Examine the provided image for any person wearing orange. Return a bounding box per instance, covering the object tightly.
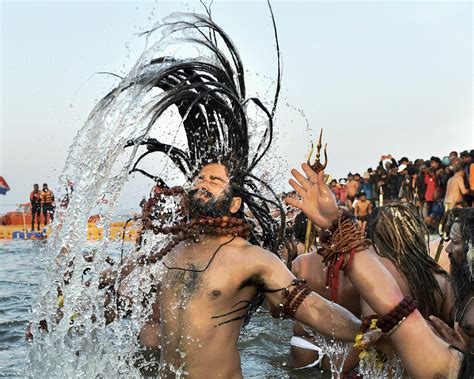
[40,183,55,225]
[30,184,41,231]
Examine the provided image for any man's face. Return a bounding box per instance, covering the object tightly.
[348,175,353,181]
[430,160,439,170]
[446,223,466,265]
[43,185,48,191]
[34,185,39,191]
[189,163,238,217]
[354,175,360,182]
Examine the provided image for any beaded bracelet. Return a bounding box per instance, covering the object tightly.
[271,279,312,319]
[354,314,380,349]
[376,296,418,335]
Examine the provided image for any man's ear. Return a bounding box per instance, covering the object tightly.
[229,196,242,214]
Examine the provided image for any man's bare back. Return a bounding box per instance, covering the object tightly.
[291,252,361,371]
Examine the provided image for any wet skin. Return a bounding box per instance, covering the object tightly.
[285,164,463,378]
[148,164,361,378]
[291,252,362,372]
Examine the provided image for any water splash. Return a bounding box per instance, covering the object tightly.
[358,349,404,379]
[301,323,351,379]
[28,11,283,377]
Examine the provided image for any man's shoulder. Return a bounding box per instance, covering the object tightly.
[292,252,320,271]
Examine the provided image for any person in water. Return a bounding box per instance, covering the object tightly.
[286,164,465,379]
[352,202,455,375]
[80,11,463,378]
[290,212,362,373]
[100,13,378,377]
[366,203,454,323]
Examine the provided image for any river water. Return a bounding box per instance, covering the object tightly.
[0,240,324,378]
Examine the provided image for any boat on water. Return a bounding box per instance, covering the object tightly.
[0,204,139,241]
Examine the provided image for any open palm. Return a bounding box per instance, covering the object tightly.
[285,163,339,229]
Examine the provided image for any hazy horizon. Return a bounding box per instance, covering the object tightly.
[1,1,472,215]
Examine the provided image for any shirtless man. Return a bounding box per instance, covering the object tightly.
[357,203,454,371]
[346,173,359,210]
[444,166,468,210]
[291,244,361,372]
[152,163,364,377]
[354,192,372,231]
[139,161,464,378]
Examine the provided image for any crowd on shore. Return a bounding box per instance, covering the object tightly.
[324,149,474,232]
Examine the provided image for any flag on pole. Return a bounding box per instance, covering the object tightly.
[0,177,10,195]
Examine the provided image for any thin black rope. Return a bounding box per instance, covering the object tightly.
[162,236,236,272]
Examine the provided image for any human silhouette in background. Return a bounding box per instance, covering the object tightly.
[29,184,41,231]
[40,183,55,225]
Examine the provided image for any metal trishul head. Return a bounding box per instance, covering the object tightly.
[308,129,328,173]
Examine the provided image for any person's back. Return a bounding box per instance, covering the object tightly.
[445,169,468,209]
[290,253,361,371]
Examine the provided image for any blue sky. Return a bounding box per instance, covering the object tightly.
[1,1,472,213]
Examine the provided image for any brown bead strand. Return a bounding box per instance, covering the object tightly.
[376,296,418,334]
[140,215,251,264]
[317,210,371,268]
[287,286,312,317]
[271,279,312,318]
[282,280,307,314]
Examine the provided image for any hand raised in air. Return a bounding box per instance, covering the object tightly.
[285,163,339,229]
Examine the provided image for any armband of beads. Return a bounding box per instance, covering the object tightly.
[271,279,312,319]
[377,295,418,335]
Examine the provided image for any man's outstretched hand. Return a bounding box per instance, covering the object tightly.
[285,163,339,229]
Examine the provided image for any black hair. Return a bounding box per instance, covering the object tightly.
[430,156,442,165]
[292,212,309,244]
[119,12,285,254]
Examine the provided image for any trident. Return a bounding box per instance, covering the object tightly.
[304,129,328,253]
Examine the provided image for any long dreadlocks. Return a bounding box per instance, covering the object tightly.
[367,202,449,318]
[121,10,285,255]
[107,8,285,325]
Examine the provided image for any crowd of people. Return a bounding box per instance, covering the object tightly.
[29,183,55,231]
[31,13,473,379]
[326,150,474,232]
